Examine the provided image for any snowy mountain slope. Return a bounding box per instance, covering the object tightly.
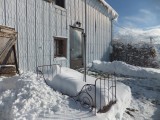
[115,27,160,44]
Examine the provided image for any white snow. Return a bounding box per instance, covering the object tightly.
[99,0,118,20]
[1,60,159,120]
[115,27,160,44]
[90,60,160,120]
[46,67,131,115]
[0,66,131,120]
[119,77,160,120]
[91,60,160,80]
[46,67,85,96]
[0,73,66,120]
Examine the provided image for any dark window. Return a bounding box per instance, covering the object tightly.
[54,37,67,57]
[55,0,65,8]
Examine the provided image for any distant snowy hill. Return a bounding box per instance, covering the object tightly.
[114,26,160,44]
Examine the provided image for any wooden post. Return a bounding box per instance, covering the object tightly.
[13,45,19,74]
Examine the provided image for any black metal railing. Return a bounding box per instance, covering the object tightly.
[36,64,62,81]
[36,65,117,114]
[95,74,117,113]
[70,84,95,111]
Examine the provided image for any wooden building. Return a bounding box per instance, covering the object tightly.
[0,0,118,71]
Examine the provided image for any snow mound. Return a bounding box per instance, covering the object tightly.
[0,73,65,120]
[47,68,85,96]
[91,60,160,79]
[0,68,131,120]
[46,67,131,120]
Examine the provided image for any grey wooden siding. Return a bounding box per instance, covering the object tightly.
[0,0,114,72]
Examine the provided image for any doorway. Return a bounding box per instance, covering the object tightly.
[70,27,84,69]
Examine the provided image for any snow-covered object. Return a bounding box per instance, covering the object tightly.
[47,68,103,108]
[47,68,107,108]
[46,67,131,119]
[91,60,160,80]
[0,69,131,120]
[47,67,85,96]
[40,65,61,80]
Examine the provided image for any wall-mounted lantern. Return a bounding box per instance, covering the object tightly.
[74,21,81,28]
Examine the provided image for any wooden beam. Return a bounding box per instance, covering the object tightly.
[0,25,19,75]
[0,25,15,31]
[13,45,19,74]
[0,32,17,38]
[0,37,16,62]
[1,46,13,65]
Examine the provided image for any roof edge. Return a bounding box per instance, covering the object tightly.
[99,0,118,20]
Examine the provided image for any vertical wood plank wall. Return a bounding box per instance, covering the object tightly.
[0,0,112,72]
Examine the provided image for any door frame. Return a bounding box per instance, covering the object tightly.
[70,26,84,69]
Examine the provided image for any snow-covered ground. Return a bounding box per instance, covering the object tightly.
[0,73,96,120]
[119,77,160,120]
[45,67,131,119]
[0,60,160,120]
[91,60,160,79]
[0,67,131,120]
[90,60,160,120]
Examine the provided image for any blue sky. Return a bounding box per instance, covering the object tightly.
[106,0,160,29]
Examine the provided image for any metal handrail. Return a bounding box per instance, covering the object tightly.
[36,64,62,81]
[95,74,117,113]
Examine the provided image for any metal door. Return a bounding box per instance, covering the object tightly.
[70,27,84,69]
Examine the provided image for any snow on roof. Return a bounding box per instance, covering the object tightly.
[99,0,118,20]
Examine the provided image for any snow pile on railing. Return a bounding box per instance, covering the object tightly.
[91,60,160,80]
[45,67,131,119]
[0,66,132,120]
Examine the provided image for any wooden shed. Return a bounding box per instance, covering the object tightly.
[0,0,118,71]
[0,25,19,76]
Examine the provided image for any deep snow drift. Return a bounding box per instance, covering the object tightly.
[90,60,160,120]
[119,77,160,120]
[0,67,131,120]
[91,60,160,80]
[46,67,131,119]
[1,60,159,120]
[0,73,67,120]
